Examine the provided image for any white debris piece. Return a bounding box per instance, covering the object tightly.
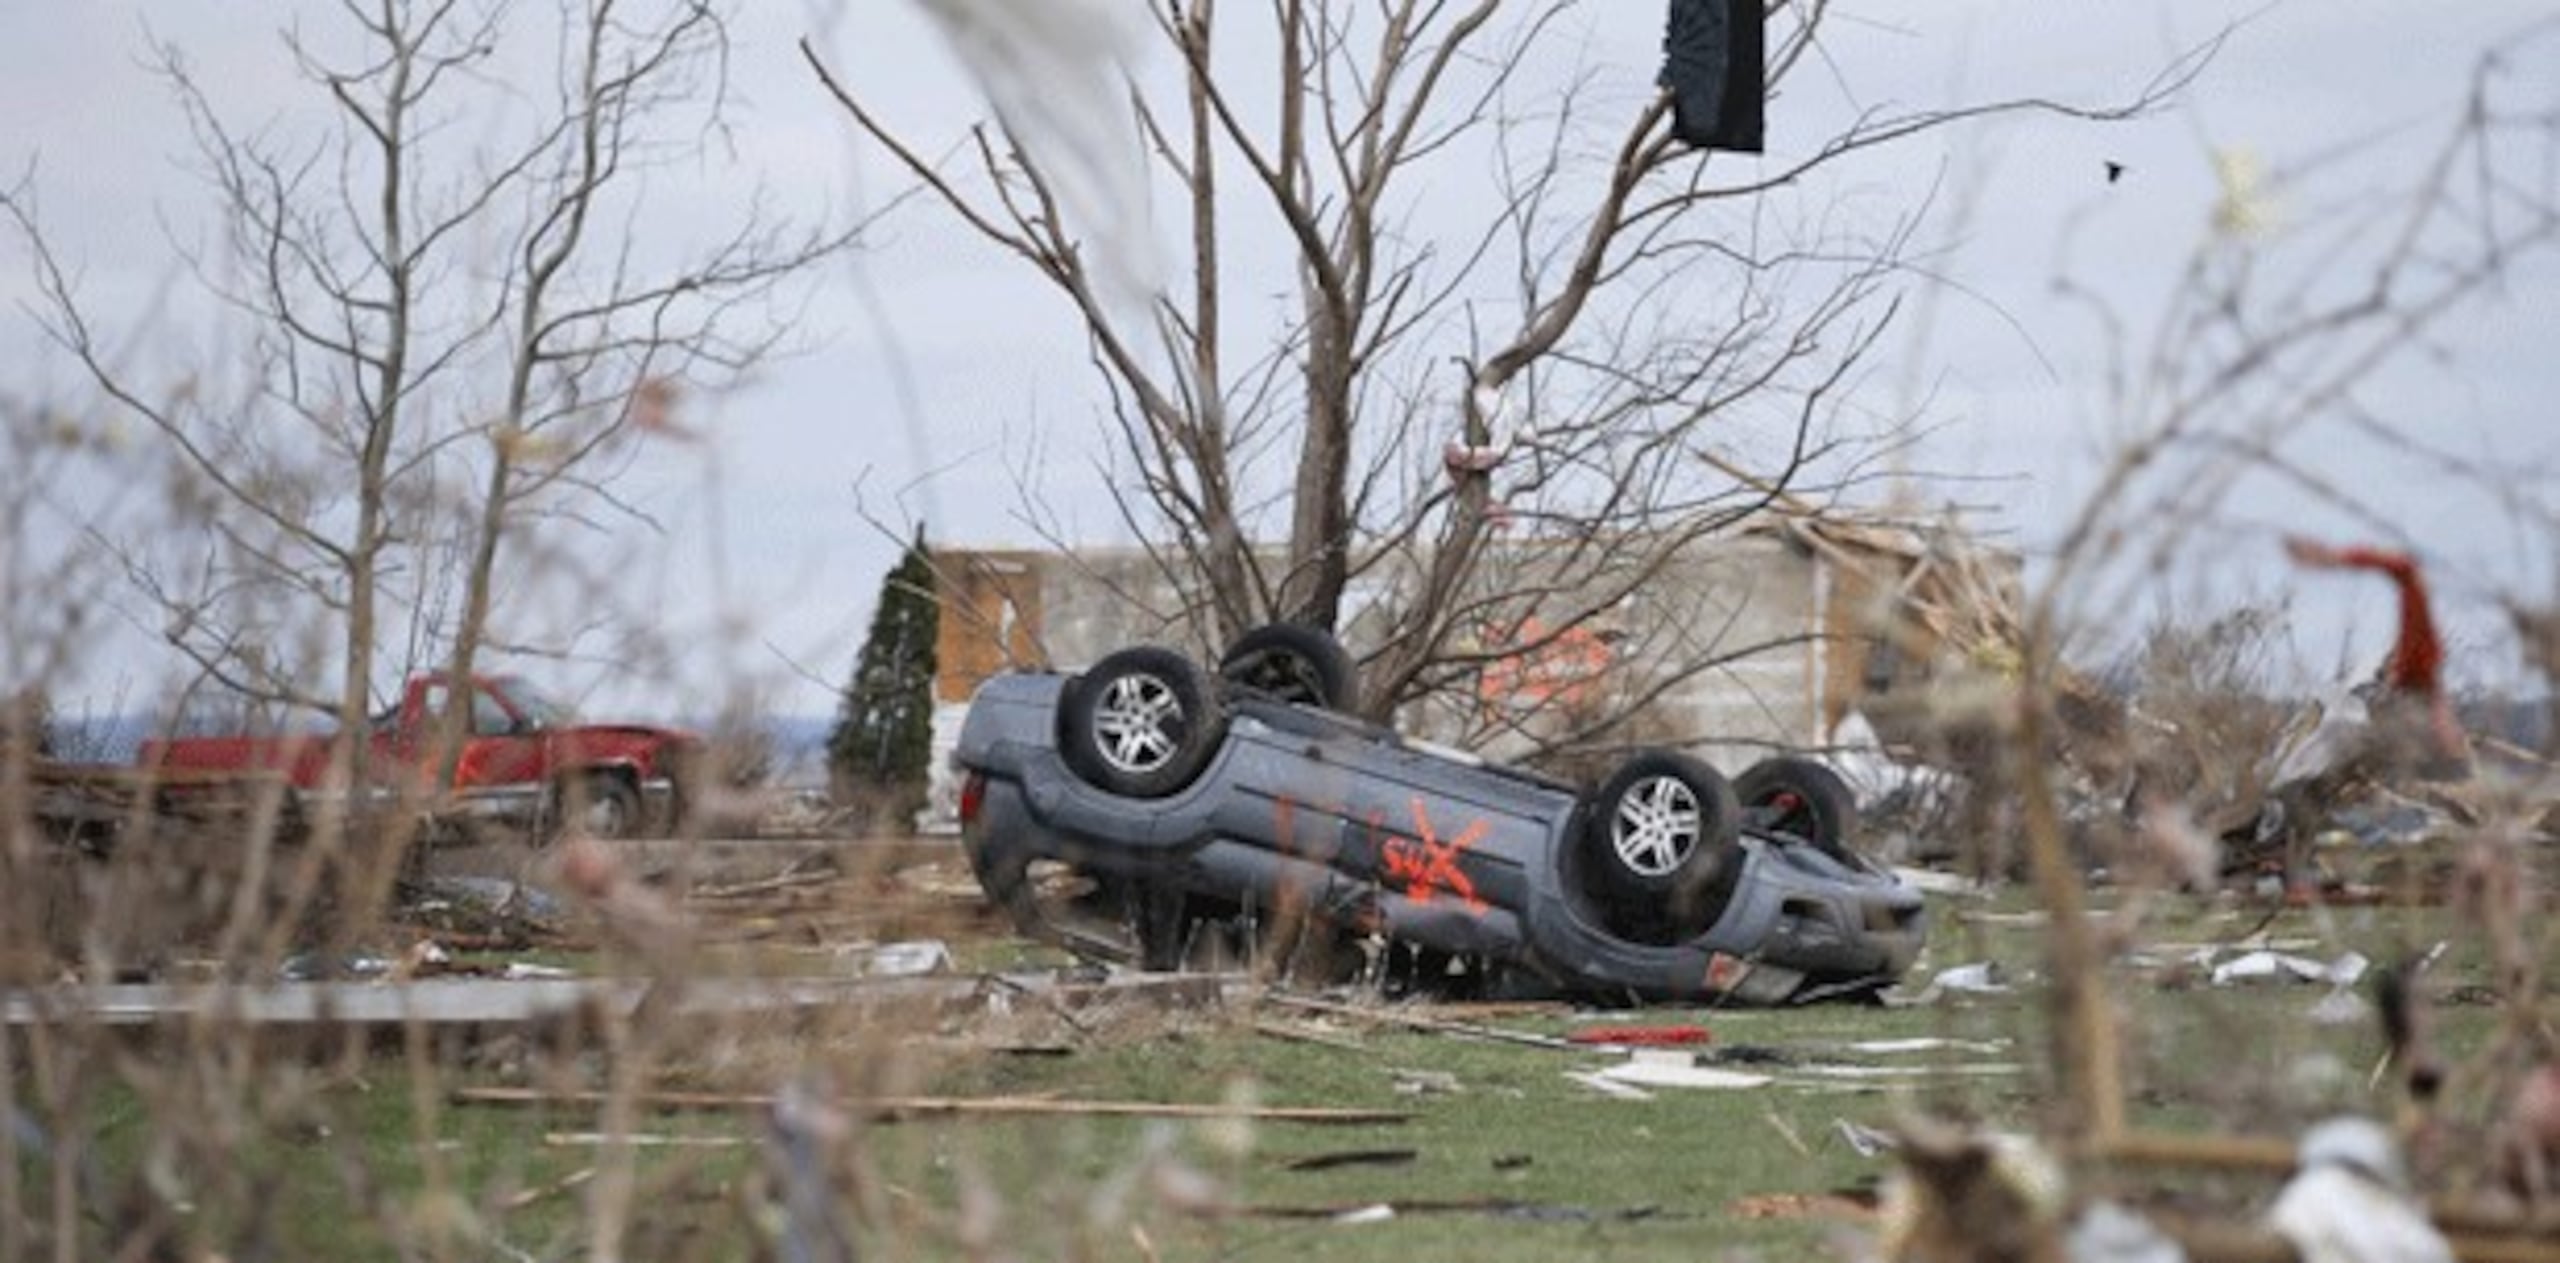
[2266,1117,2452,1263]
[2209,950,2369,988]
[1834,1119,1894,1158]
[1588,1049,1771,1092]
[1827,709,1956,809]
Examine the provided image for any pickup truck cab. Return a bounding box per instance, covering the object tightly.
[138,674,701,840]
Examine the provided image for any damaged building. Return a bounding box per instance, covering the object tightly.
[918,515,2021,830]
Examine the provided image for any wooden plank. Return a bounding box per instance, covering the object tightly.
[1260,993,1578,1051]
[1,970,1224,1030]
[454,1086,1410,1127]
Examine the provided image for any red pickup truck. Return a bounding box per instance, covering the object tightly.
[137,674,702,840]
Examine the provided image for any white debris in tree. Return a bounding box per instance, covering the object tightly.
[912,0,1162,314]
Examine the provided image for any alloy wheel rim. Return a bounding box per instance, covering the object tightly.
[1092,673,1187,775]
[1611,775,1702,876]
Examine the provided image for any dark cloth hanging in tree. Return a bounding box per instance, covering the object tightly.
[1659,0,1765,153]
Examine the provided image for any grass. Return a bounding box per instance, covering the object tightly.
[9,886,2537,1260]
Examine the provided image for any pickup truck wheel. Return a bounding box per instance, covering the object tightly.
[557,775,641,842]
[1584,750,1742,927]
[1217,623,1357,711]
[1059,647,1227,798]
[1734,755,1862,864]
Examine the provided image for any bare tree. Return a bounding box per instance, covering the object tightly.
[1,0,849,991]
[3,1,842,907]
[807,1,2209,738]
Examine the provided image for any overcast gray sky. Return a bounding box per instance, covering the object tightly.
[4,1,2557,719]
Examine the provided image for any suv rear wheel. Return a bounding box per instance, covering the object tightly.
[1733,755,1862,864]
[1059,647,1229,798]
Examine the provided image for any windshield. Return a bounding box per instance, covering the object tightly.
[490,676,576,728]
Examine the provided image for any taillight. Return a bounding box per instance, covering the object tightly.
[958,770,986,826]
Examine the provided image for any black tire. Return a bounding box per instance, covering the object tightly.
[1734,755,1861,862]
[1058,646,1229,798]
[1583,750,1742,924]
[557,774,642,842]
[1217,622,1357,711]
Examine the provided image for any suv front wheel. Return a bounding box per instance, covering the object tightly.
[1582,750,1742,932]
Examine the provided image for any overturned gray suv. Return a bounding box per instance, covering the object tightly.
[952,625,1927,1004]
